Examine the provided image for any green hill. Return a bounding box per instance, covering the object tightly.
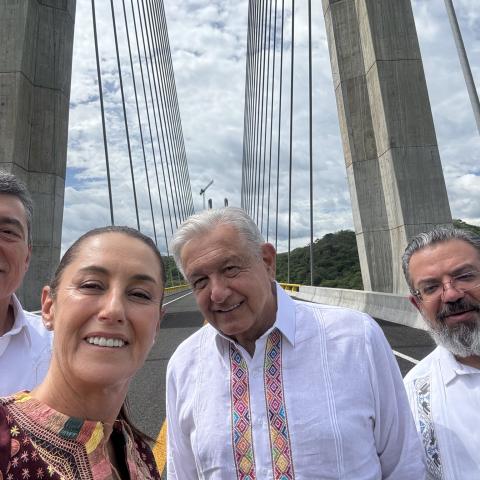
[275,230,363,289]
[275,219,480,290]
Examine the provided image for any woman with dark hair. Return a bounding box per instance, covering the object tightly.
[0,226,165,479]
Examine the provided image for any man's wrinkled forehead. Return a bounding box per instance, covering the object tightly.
[181,225,256,271]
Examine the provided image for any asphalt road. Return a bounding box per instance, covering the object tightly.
[128,290,436,477]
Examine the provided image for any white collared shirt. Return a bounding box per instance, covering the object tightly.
[0,295,52,396]
[404,345,480,479]
[167,284,425,479]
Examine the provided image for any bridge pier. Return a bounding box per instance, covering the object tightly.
[323,0,452,294]
[0,1,76,309]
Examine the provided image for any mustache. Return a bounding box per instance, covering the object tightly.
[437,298,480,323]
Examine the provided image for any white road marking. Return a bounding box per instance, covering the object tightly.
[393,350,419,365]
[164,290,192,306]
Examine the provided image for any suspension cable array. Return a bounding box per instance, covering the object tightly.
[241,0,315,285]
[90,0,194,272]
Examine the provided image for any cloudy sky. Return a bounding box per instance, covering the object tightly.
[64,0,480,254]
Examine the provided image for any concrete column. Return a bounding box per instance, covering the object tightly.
[323,0,452,293]
[323,0,393,293]
[0,0,76,309]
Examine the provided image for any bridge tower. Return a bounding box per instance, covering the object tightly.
[323,0,452,294]
[0,1,76,309]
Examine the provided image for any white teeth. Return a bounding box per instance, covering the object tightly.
[219,303,241,313]
[86,336,126,348]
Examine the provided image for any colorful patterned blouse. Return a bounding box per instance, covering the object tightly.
[0,392,160,480]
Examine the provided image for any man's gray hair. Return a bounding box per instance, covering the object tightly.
[0,171,33,245]
[402,227,480,291]
[171,207,265,276]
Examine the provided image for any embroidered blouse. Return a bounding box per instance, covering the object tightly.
[166,284,425,479]
[0,392,161,480]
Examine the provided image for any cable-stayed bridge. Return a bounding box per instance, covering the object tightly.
[1,0,479,477]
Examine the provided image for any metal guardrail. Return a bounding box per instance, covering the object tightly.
[164,285,190,296]
[279,283,301,292]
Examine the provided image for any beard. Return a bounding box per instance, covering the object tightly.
[426,298,480,358]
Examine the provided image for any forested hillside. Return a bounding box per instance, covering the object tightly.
[275,219,480,290]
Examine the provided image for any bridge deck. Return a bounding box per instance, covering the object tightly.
[128,290,435,478]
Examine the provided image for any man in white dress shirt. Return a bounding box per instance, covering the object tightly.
[0,171,52,396]
[403,227,480,479]
[166,207,424,479]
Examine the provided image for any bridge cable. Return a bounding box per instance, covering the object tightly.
[287,0,295,283]
[266,0,278,242]
[149,0,189,224]
[138,0,180,229]
[120,0,158,245]
[145,1,185,223]
[256,0,268,225]
[257,0,269,230]
[241,0,254,211]
[134,0,175,234]
[143,0,190,284]
[128,0,174,284]
[155,0,195,216]
[260,0,274,234]
[308,0,314,286]
[91,0,114,225]
[443,0,480,135]
[148,0,188,221]
[250,0,261,220]
[275,0,285,251]
[109,0,141,231]
[246,0,259,216]
[244,0,255,215]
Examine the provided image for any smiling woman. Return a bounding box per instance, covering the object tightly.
[0,226,165,480]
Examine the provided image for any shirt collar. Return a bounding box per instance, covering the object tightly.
[437,345,480,385]
[213,282,296,352]
[3,294,32,346]
[274,282,296,347]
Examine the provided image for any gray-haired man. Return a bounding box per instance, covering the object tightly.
[403,227,480,478]
[166,207,424,479]
[0,171,51,395]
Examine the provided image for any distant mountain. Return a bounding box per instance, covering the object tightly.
[275,219,480,290]
[276,230,363,289]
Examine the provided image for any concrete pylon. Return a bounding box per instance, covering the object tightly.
[0,1,76,309]
[323,0,452,293]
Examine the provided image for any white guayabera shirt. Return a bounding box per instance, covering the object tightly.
[166,284,425,479]
[0,295,52,396]
[404,346,480,480]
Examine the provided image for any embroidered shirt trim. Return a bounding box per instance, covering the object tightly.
[264,328,295,480]
[414,375,444,479]
[230,343,257,480]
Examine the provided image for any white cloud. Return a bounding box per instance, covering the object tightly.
[64,0,480,256]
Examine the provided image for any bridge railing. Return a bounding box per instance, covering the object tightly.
[164,285,190,296]
[279,283,302,292]
[283,284,426,331]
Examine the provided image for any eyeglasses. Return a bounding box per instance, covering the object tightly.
[412,270,480,303]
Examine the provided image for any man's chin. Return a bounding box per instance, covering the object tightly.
[428,318,480,358]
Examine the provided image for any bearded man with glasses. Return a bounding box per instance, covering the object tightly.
[402,227,480,479]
